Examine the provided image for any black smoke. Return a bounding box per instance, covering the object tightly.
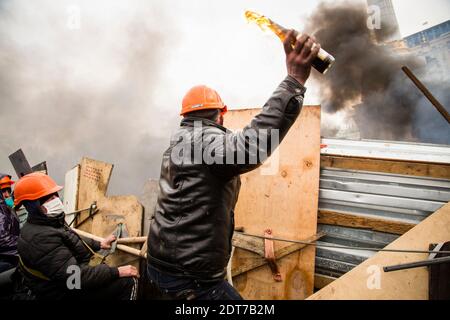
[0,1,178,194]
[305,1,450,143]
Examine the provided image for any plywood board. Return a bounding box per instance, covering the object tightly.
[76,157,143,267]
[224,106,321,300]
[9,149,32,177]
[63,165,80,226]
[308,202,450,300]
[139,179,159,237]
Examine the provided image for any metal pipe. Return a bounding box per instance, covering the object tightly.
[383,256,450,272]
[65,202,97,216]
[402,66,450,125]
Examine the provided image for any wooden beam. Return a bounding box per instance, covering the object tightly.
[318,210,416,235]
[402,66,450,124]
[314,274,336,290]
[231,232,325,277]
[232,233,265,256]
[321,155,450,179]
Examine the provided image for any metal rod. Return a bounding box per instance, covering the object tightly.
[65,207,91,216]
[235,231,450,255]
[65,202,97,216]
[383,256,450,272]
[402,66,450,124]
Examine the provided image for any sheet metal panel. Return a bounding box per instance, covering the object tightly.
[316,140,450,281]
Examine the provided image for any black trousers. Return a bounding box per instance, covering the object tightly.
[147,264,243,300]
[0,256,18,273]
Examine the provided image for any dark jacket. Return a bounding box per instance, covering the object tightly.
[0,197,20,259]
[148,76,306,280]
[17,211,119,300]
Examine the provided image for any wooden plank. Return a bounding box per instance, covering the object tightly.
[63,165,80,226]
[232,233,265,257]
[318,210,416,235]
[308,202,450,300]
[231,232,325,278]
[321,155,450,179]
[314,274,336,290]
[75,157,143,268]
[225,106,321,300]
[139,179,158,237]
[31,161,48,175]
[9,149,32,177]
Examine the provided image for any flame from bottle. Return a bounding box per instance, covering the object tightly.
[244,10,286,41]
[245,10,335,74]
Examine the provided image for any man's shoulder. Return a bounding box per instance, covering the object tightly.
[203,125,227,136]
[20,222,63,242]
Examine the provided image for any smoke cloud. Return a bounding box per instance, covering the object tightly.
[0,0,178,194]
[1,0,448,198]
[305,0,450,143]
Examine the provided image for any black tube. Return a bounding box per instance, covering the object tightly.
[383,256,450,273]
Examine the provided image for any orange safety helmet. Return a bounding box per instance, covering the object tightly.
[13,172,63,207]
[180,85,227,116]
[0,174,15,189]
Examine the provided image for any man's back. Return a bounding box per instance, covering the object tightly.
[147,31,319,300]
[148,117,241,280]
[148,75,306,281]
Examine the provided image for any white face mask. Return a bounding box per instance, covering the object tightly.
[42,197,65,217]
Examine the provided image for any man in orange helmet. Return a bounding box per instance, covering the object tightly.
[0,174,20,273]
[0,174,15,209]
[147,31,320,300]
[14,172,139,300]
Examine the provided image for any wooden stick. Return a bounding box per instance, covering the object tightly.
[72,228,146,258]
[139,239,148,257]
[117,237,147,244]
[117,244,146,258]
[72,228,103,241]
[402,66,450,124]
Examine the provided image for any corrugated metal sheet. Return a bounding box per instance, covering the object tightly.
[316,139,450,280]
[321,138,450,164]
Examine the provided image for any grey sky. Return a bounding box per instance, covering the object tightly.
[393,0,450,36]
[0,0,448,194]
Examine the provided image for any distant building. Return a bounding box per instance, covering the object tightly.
[404,20,450,47]
[367,0,402,42]
[403,20,450,81]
